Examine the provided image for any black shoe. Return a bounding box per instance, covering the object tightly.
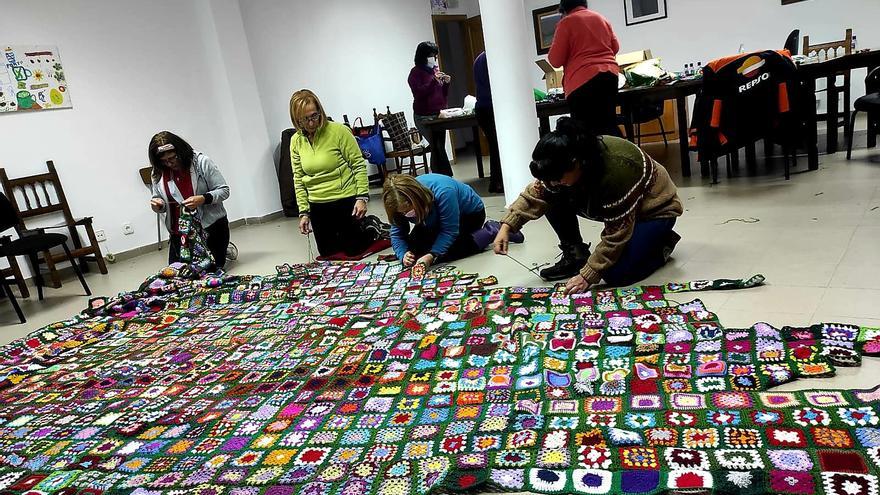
[539,242,591,281]
[488,182,504,194]
[663,230,681,261]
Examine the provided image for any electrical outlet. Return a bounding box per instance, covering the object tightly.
[123,223,134,235]
[95,229,106,242]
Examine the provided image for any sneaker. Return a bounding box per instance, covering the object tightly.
[226,242,238,261]
[539,242,591,281]
[662,230,681,262]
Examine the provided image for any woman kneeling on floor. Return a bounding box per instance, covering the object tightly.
[148,131,231,270]
[290,89,389,258]
[493,117,682,294]
[383,174,523,268]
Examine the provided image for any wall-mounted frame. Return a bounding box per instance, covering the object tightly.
[532,5,562,55]
[624,0,668,26]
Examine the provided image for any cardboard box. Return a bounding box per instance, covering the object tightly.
[536,59,564,91]
[616,50,653,69]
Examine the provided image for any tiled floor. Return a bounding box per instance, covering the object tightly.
[2,138,880,391]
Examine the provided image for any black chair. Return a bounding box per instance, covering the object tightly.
[784,29,800,56]
[0,191,91,323]
[620,102,669,146]
[847,67,880,160]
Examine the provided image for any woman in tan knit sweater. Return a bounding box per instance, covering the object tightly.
[493,118,683,294]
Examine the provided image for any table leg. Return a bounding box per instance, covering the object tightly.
[472,125,485,179]
[675,94,691,177]
[428,130,441,174]
[745,141,757,172]
[826,75,839,154]
[621,104,635,142]
[805,78,820,170]
[869,66,879,149]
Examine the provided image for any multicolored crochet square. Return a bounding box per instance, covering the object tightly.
[0,221,879,494]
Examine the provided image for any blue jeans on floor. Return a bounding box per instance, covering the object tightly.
[602,218,677,287]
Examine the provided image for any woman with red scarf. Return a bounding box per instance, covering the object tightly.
[148,131,231,269]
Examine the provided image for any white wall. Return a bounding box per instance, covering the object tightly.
[202,0,279,218]
[0,0,277,275]
[239,0,436,142]
[522,0,880,102]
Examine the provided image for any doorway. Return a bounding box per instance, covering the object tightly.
[432,14,486,159]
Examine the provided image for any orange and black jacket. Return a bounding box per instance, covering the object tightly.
[689,50,801,157]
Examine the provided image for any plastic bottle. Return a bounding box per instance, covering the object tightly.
[852,35,858,53]
[696,62,702,76]
[683,63,689,77]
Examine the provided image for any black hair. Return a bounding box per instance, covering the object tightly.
[414,41,439,66]
[529,117,603,183]
[559,0,587,14]
[148,131,195,181]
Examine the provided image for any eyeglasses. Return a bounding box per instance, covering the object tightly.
[303,112,321,123]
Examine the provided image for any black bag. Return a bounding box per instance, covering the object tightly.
[277,128,298,217]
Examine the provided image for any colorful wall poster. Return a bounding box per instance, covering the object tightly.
[1,45,71,113]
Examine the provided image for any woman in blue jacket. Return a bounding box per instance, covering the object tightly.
[382,174,523,267]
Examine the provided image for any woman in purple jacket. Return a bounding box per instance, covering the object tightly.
[408,41,453,176]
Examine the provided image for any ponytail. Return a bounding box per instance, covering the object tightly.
[529,117,603,183]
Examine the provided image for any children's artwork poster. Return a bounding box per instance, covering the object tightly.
[1,45,71,113]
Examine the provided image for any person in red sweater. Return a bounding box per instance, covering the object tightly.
[548,0,621,137]
[408,41,453,176]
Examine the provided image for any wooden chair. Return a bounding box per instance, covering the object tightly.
[139,166,163,251]
[0,161,107,288]
[0,191,91,323]
[0,254,28,299]
[374,106,430,177]
[803,29,853,150]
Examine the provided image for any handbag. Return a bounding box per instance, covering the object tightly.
[353,118,386,166]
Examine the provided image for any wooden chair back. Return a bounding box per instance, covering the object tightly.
[803,29,852,59]
[0,161,74,232]
[139,166,153,189]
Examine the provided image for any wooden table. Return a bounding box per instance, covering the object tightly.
[419,114,485,178]
[796,50,880,169]
[537,79,704,177]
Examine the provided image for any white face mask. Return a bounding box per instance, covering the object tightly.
[426,57,437,68]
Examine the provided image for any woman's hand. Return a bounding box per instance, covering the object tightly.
[352,199,367,219]
[299,215,312,235]
[439,72,452,84]
[416,253,435,267]
[182,195,205,210]
[564,274,591,295]
[150,198,165,213]
[402,251,416,267]
[493,224,511,255]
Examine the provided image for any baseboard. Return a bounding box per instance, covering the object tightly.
[228,210,285,229]
[14,210,287,287]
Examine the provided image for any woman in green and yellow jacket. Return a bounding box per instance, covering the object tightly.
[289,89,388,257]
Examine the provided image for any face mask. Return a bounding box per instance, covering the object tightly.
[426,57,437,68]
[543,181,570,194]
[404,209,417,219]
